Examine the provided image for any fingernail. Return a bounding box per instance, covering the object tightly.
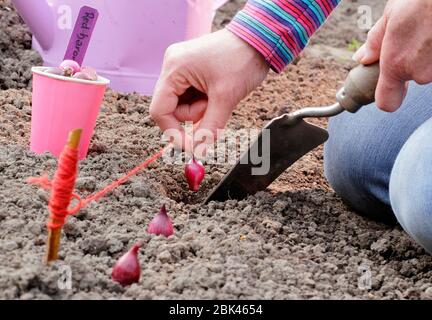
[377,90,405,113]
[352,44,366,62]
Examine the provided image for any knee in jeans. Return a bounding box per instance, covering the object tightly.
[390,118,432,254]
[324,114,396,221]
[324,116,364,196]
[390,188,432,254]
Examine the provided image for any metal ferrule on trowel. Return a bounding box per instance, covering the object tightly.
[205,62,380,203]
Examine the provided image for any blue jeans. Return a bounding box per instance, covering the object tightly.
[324,82,432,254]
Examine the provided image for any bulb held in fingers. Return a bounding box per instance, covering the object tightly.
[185,158,205,191]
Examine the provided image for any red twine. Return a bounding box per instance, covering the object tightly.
[28,146,166,229]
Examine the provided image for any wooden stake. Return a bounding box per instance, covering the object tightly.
[45,228,61,263]
[67,129,83,150]
[45,129,82,264]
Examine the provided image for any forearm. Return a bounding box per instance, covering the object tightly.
[226,0,341,72]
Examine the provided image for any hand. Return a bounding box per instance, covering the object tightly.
[353,0,432,112]
[149,29,269,153]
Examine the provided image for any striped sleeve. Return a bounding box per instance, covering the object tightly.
[226,0,341,72]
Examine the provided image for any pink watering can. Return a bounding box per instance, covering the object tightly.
[12,0,229,95]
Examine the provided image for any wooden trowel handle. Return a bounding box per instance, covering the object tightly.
[336,62,380,113]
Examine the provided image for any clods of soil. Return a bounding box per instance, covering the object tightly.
[1,0,432,300]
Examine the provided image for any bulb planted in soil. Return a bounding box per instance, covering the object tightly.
[185,158,205,192]
[111,242,141,286]
[147,204,174,237]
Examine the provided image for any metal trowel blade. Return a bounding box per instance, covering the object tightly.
[204,114,329,203]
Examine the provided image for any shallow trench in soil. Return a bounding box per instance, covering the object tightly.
[1,0,432,300]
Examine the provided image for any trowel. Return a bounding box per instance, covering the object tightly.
[204,62,380,203]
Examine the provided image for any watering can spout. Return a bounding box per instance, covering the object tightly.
[12,0,54,51]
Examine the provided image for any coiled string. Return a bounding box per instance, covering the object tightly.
[28,146,167,229]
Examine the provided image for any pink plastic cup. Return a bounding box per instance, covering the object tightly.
[30,66,110,160]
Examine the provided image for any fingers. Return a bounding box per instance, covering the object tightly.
[150,79,193,151]
[353,15,407,112]
[174,100,207,123]
[197,96,232,138]
[193,93,234,157]
[150,79,181,131]
[353,16,387,64]
[375,67,407,112]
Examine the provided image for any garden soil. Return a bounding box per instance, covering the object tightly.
[1,0,432,299]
